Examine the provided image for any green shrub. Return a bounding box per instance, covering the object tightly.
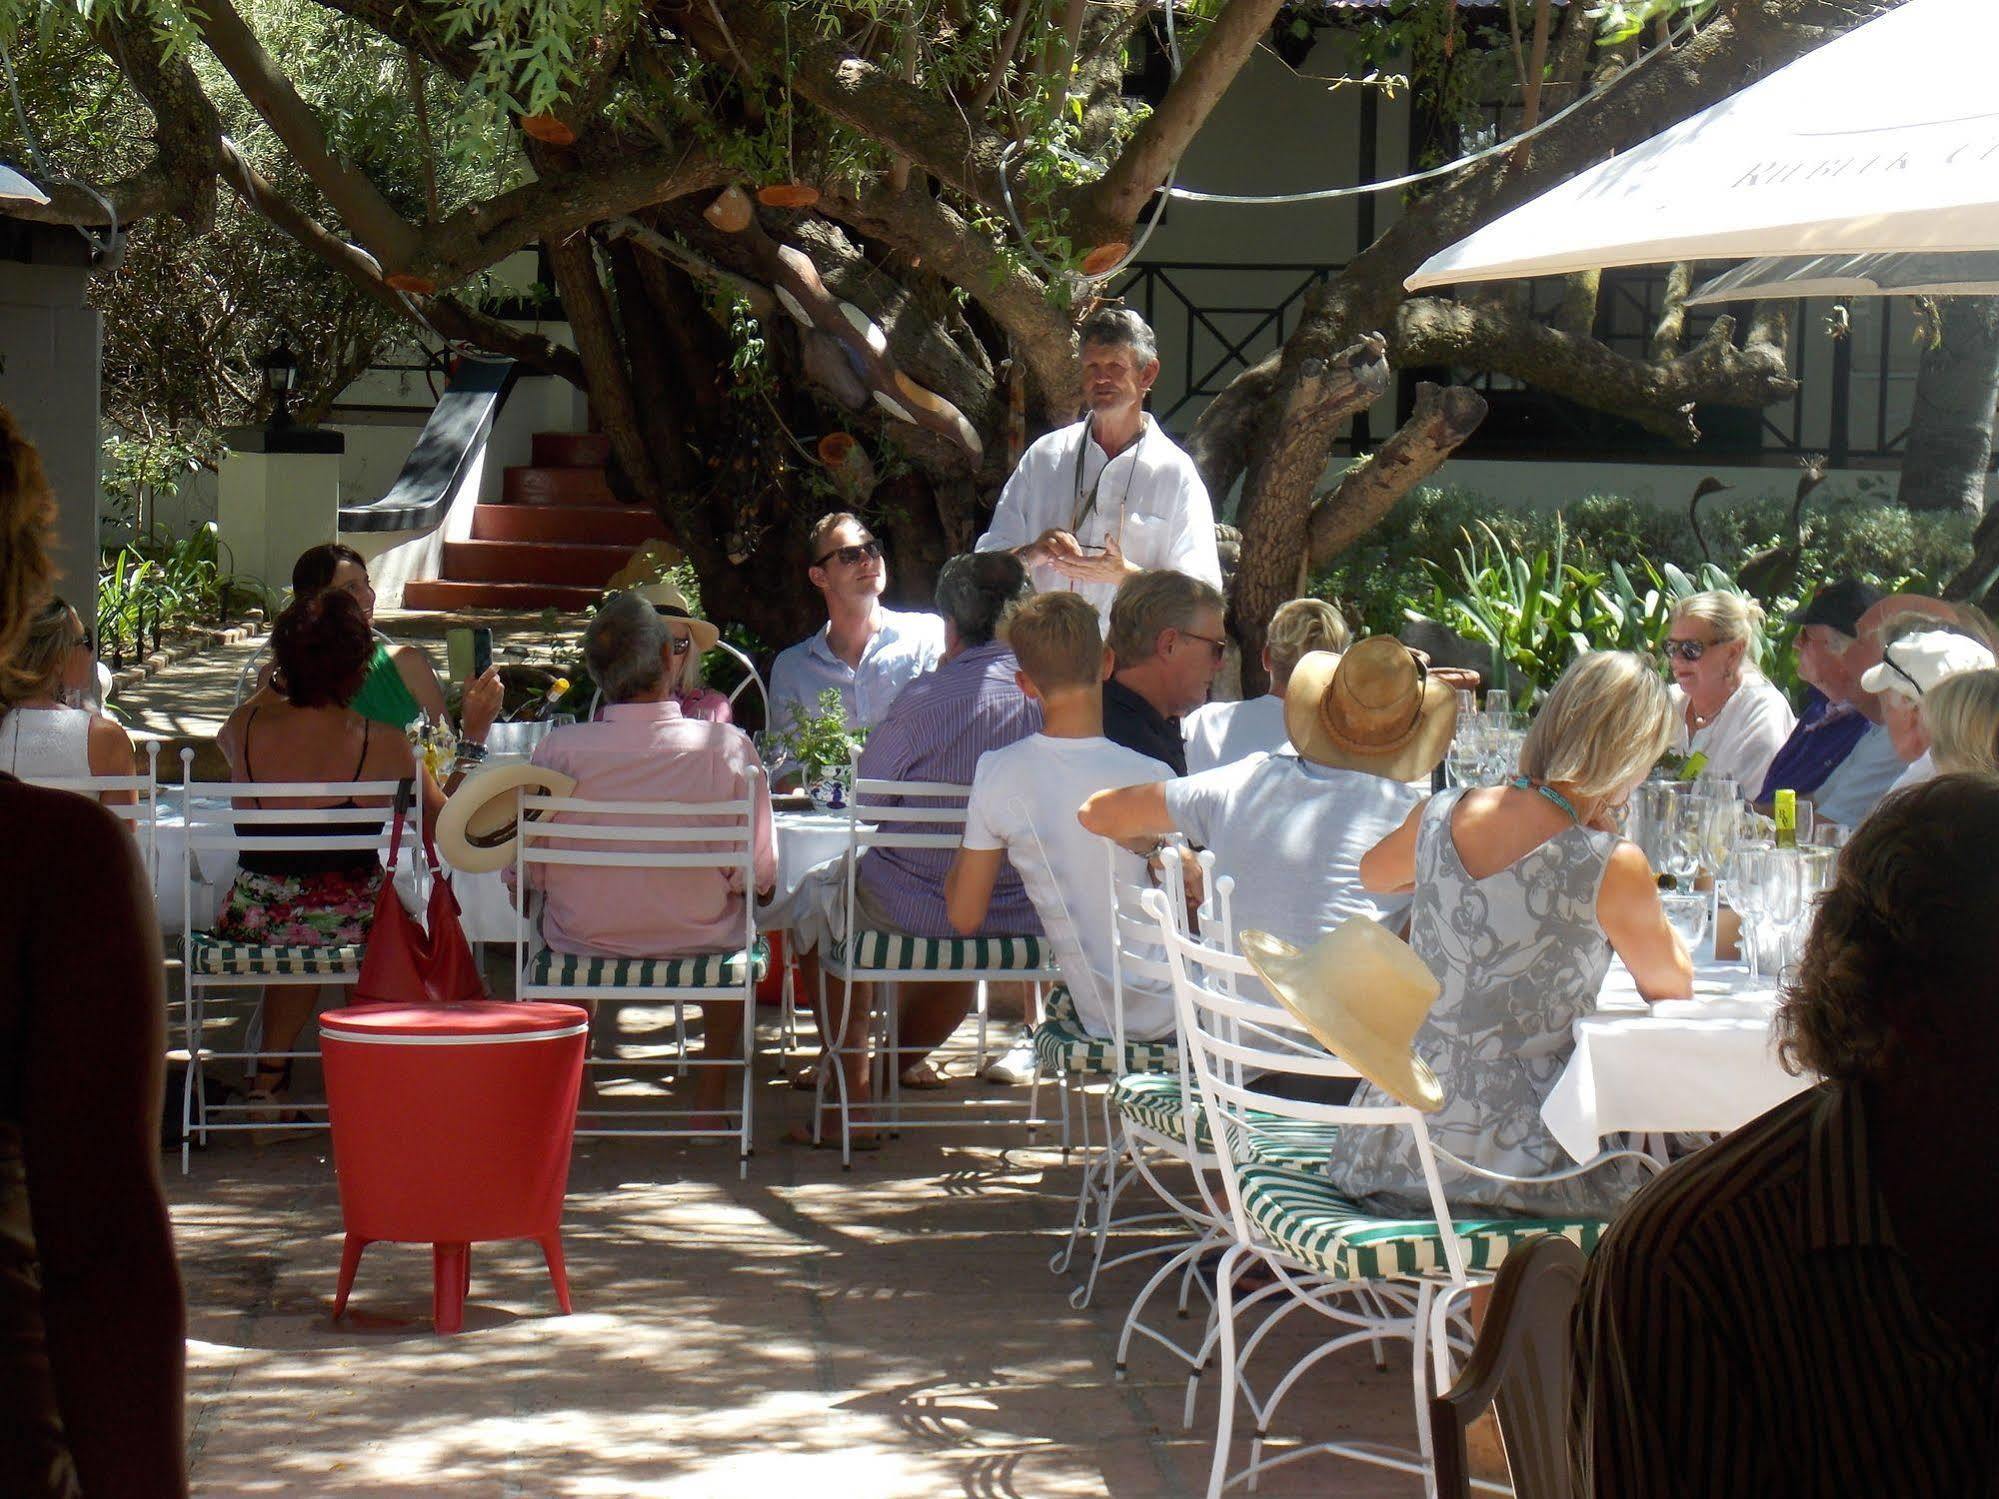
[1314,485,1973,642]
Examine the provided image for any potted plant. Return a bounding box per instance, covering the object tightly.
[777,688,866,810]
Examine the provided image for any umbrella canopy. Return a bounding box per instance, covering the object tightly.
[1406,0,1999,291]
[1687,250,1999,305]
[0,162,48,207]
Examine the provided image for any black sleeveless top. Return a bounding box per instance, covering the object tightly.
[235,710,385,877]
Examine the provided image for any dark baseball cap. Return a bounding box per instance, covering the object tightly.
[1789,579,1882,635]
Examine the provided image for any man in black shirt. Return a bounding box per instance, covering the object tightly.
[1101,569,1226,776]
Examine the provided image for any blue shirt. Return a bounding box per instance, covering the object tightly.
[1812,721,1906,828]
[767,606,945,734]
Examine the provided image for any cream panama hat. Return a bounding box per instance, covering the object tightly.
[1239,919,1445,1113]
[1283,637,1458,782]
[633,580,721,653]
[435,763,579,874]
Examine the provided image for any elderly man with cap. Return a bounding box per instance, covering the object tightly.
[976,306,1221,624]
[489,591,777,1124]
[1755,579,1906,826]
[1080,636,1444,994]
[1859,623,1999,795]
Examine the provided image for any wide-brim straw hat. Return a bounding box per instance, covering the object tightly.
[1284,637,1457,781]
[1240,919,1445,1113]
[633,580,720,653]
[436,764,579,874]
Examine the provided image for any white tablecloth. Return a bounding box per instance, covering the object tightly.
[1541,959,1814,1162]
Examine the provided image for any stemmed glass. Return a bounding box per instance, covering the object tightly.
[1718,843,1770,981]
[1446,716,1491,788]
[1758,848,1806,984]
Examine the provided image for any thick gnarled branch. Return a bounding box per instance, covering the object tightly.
[1395,298,1796,443]
[1307,383,1488,570]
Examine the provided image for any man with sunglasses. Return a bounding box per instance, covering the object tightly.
[769,512,945,739]
[1101,569,1227,776]
[976,306,1220,625]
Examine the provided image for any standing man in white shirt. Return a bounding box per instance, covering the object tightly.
[1182,597,1350,774]
[976,306,1222,625]
[769,511,945,734]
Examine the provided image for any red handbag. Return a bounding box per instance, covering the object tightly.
[354,780,487,1006]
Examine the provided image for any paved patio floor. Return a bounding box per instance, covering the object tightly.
[170,1053,1432,1498]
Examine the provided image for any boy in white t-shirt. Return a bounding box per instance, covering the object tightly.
[945,592,1177,1040]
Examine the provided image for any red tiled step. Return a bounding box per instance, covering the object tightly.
[504,466,614,506]
[531,432,613,469]
[470,502,667,546]
[402,579,604,612]
[442,539,638,587]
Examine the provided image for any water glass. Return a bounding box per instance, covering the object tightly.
[1659,891,1710,956]
[1484,688,1511,717]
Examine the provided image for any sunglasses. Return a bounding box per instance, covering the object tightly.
[814,537,883,568]
[667,633,692,657]
[1177,629,1229,663]
[1661,637,1711,663]
[74,626,94,652]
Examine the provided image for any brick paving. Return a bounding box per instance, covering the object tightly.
[169,1050,1426,1498]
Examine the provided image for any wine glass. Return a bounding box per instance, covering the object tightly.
[1759,848,1806,983]
[1719,843,1770,980]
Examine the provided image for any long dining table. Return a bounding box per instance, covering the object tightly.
[1542,955,1815,1162]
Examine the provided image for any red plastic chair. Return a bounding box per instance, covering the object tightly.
[321,1001,588,1334]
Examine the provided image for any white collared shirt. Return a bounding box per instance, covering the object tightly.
[1181,693,1287,775]
[768,606,945,733]
[976,416,1221,623]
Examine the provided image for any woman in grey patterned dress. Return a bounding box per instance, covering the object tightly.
[1340,652,1694,1219]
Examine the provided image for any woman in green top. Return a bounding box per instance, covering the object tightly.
[258,545,502,820]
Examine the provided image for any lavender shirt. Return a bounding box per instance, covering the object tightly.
[854,642,1044,937]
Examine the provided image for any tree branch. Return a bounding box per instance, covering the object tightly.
[1088,0,1288,226]
[216,141,587,388]
[546,231,666,506]
[1307,383,1488,569]
[190,0,421,265]
[1396,298,1795,443]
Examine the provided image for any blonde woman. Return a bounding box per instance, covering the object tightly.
[1181,596,1350,773]
[1350,651,1693,1219]
[0,596,135,802]
[1664,589,1795,792]
[1927,669,1999,775]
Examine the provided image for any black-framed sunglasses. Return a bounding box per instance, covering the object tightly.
[1178,629,1229,663]
[1880,644,1924,698]
[814,536,883,569]
[1661,637,1710,663]
[74,626,94,653]
[666,633,692,657]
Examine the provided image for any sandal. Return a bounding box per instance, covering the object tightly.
[898,1060,948,1090]
[243,1088,312,1144]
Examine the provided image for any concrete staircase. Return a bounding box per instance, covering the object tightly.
[401,433,669,611]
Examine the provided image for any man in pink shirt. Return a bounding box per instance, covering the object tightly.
[517,591,777,1119]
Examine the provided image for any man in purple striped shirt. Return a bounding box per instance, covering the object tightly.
[795,553,1042,1136]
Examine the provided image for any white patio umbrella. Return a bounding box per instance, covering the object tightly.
[1405,0,1999,291]
[0,162,49,207]
[1686,250,1999,305]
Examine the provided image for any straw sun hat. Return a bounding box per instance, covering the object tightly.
[435,764,579,874]
[1239,919,1445,1113]
[633,579,720,653]
[1283,637,1457,782]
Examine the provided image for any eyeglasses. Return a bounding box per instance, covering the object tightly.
[814,537,883,569]
[1177,630,1228,663]
[667,633,692,657]
[1661,637,1711,663]
[73,627,94,652]
[1880,644,1924,697]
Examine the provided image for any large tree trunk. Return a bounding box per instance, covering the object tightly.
[1899,297,1999,517]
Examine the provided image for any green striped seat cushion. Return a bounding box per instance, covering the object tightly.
[831,930,1049,973]
[1032,985,1178,1077]
[189,935,363,976]
[528,939,769,990]
[1112,1074,1340,1169]
[1239,1163,1606,1282]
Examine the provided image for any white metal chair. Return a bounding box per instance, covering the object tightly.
[1147,889,1661,1499]
[813,776,1062,1165]
[176,752,420,1169]
[513,774,767,1175]
[18,737,164,887]
[588,636,770,727]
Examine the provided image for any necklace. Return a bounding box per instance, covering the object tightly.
[1070,412,1147,538]
[1511,775,1580,824]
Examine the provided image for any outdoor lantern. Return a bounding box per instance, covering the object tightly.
[260,344,299,429]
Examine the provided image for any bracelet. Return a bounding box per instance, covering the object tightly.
[454,741,488,767]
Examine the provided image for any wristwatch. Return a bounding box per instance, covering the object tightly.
[454,741,489,768]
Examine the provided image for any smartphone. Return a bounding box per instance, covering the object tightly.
[471,626,493,679]
[446,626,494,681]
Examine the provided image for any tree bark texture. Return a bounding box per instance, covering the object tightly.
[1899,298,1999,517]
[1307,383,1489,570]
